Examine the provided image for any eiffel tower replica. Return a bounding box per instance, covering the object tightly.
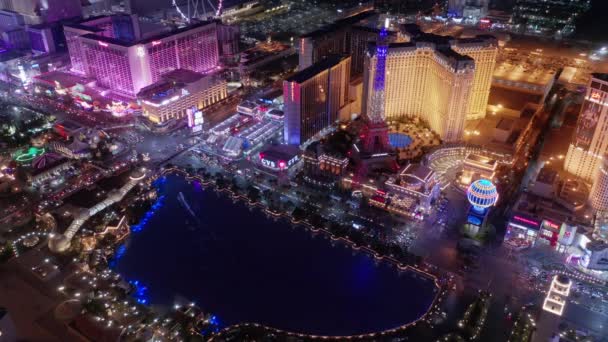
[354,18,398,180]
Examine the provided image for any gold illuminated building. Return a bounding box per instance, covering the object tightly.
[397,25,498,121]
[451,38,498,120]
[564,73,608,183]
[138,69,227,124]
[363,38,475,142]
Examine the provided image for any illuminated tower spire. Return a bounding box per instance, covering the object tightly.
[368,18,390,124]
[361,18,392,154]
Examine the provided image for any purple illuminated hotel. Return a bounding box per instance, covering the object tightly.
[64,16,220,98]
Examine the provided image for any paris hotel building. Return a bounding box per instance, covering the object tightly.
[363,36,473,142]
[361,25,498,142]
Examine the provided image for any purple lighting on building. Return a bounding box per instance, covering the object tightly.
[367,20,390,124]
[373,24,389,91]
[373,44,387,91]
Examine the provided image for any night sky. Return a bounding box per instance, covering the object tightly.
[575,0,608,42]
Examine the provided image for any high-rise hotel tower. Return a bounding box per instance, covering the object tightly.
[451,37,498,120]
[396,24,497,121]
[64,17,219,98]
[363,25,477,142]
[283,55,351,146]
[564,74,608,183]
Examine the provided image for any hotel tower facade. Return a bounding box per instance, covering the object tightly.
[564,74,608,183]
[363,30,476,142]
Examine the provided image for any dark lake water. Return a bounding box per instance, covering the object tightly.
[115,175,438,336]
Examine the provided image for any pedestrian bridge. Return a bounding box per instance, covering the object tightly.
[49,169,147,253]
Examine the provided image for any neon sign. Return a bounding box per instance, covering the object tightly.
[108,101,128,117]
[260,155,299,170]
[543,220,560,230]
[187,107,204,133]
[14,147,45,163]
[261,158,276,168]
[513,215,540,226]
[541,229,554,239]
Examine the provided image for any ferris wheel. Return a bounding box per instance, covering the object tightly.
[172,0,224,21]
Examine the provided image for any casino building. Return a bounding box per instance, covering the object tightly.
[283,55,351,146]
[257,144,301,177]
[505,195,583,251]
[363,25,491,142]
[383,164,441,213]
[302,141,350,187]
[362,24,497,130]
[564,73,608,183]
[298,10,379,77]
[137,69,226,124]
[64,17,219,98]
[356,163,441,219]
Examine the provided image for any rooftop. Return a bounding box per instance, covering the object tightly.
[373,40,475,71]
[78,19,216,47]
[137,69,212,102]
[586,240,608,251]
[285,55,349,84]
[260,144,300,161]
[301,10,376,39]
[400,163,434,183]
[55,120,82,131]
[80,33,132,47]
[162,68,206,84]
[399,24,497,59]
[267,109,284,117]
[592,73,608,83]
[536,167,559,185]
[34,70,91,88]
[139,20,215,45]
[496,117,515,131]
[488,86,543,111]
[238,100,257,110]
[493,60,557,86]
[465,153,497,167]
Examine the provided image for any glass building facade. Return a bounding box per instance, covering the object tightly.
[284,55,351,146]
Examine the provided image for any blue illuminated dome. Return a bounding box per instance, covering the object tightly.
[467,179,498,209]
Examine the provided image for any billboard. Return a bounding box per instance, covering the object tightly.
[511,215,541,230]
[558,224,577,246]
[187,107,204,133]
[574,91,603,149]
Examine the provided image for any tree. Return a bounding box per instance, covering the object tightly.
[292,207,306,221]
[83,299,106,316]
[0,244,14,263]
[215,175,226,189]
[247,186,260,202]
[283,200,295,212]
[230,179,240,194]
